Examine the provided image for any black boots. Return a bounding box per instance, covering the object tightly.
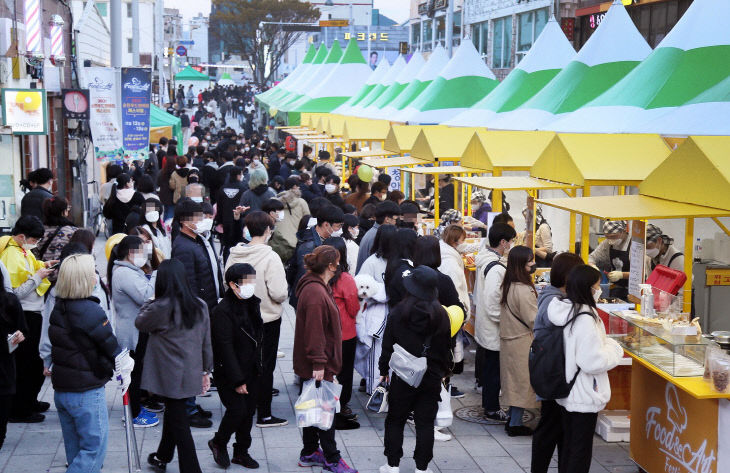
[231,443,260,469]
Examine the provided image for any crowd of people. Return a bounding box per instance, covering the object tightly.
[3,114,623,473]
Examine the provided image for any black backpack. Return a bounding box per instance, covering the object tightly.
[529,310,592,400]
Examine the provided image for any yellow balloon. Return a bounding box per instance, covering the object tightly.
[357,164,373,183]
[105,233,127,261]
[443,305,465,337]
[269,107,278,117]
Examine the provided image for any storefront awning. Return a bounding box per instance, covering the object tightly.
[342,118,391,142]
[384,125,445,154]
[454,176,579,191]
[461,130,555,172]
[410,127,480,162]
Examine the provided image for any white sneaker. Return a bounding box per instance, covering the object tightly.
[379,465,399,473]
[433,427,452,442]
[416,469,434,473]
[277,351,285,358]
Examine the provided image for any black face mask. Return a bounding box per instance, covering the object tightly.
[528,264,537,275]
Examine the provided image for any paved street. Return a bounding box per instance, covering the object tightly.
[0,300,638,473]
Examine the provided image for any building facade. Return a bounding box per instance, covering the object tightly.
[92,0,156,66]
[408,0,465,53]
[574,0,693,49]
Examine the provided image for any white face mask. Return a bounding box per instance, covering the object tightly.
[325,184,337,194]
[472,202,481,211]
[276,211,285,222]
[191,196,204,203]
[236,283,256,299]
[646,247,660,258]
[379,193,387,201]
[196,218,213,234]
[22,239,37,251]
[456,242,468,254]
[607,237,624,248]
[145,211,160,223]
[132,253,147,268]
[592,287,603,303]
[349,227,359,239]
[331,228,343,237]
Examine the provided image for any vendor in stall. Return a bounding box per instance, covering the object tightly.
[521,205,554,267]
[588,220,631,300]
[646,224,684,273]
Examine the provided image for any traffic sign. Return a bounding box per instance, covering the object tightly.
[176,45,187,56]
[319,19,349,27]
[178,40,194,45]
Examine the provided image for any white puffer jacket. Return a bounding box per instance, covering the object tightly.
[548,298,624,413]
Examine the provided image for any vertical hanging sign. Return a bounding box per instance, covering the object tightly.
[121,68,151,160]
[84,67,123,161]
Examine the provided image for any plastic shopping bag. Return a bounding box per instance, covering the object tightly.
[435,383,453,428]
[294,380,342,430]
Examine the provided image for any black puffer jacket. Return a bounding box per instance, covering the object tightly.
[215,181,248,248]
[0,293,27,396]
[210,291,263,389]
[171,233,222,309]
[379,297,451,380]
[49,297,121,392]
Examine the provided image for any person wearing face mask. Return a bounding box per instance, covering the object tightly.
[169,156,192,204]
[226,212,289,428]
[20,168,55,221]
[141,199,172,259]
[499,246,538,436]
[171,199,224,312]
[645,224,684,273]
[356,201,401,273]
[470,190,491,226]
[363,181,388,208]
[473,223,517,422]
[270,178,310,264]
[262,198,285,226]
[103,173,145,234]
[0,216,56,423]
[128,227,164,273]
[341,214,360,275]
[546,265,623,473]
[588,220,631,300]
[279,152,298,179]
[107,235,158,427]
[293,246,357,473]
[290,205,345,309]
[208,263,263,469]
[34,197,78,264]
[323,175,345,209]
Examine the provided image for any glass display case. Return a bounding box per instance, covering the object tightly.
[608,311,710,377]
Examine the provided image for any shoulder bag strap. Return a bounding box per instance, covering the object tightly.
[483,260,506,278]
[667,252,683,267]
[505,301,530,330]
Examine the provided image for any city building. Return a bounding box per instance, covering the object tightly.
[408,0,465,53]
[92,0,156,66]
[574,0,693,48]
[182,13,209,66]
[71,0,111,67]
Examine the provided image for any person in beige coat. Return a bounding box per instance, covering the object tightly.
[169,156,191,204]
[270,180,310,263]
[225,211,289,427]
[499,245,539,437]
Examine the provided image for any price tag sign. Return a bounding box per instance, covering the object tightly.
[628,220,646,303]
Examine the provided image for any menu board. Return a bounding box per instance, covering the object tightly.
[628,220,646,302]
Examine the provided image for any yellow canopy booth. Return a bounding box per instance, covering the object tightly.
[531,133,672,260]
[339,119,397,180]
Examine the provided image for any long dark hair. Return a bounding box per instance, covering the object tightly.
[106,235,143,292]
[371,224,398,259]
[323,236,348,287]
[412,235,441,269]
[155,259,205,329]
[384,229,417,287]
[564,265,601,327]
[501,245,536,304]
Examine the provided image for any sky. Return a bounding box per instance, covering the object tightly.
[165,0,411,24]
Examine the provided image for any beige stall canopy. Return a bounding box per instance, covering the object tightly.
[383,125,445,154]
[409,127,480,162]
[462,130,556,171]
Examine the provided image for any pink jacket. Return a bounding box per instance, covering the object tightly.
[331,272,360,341]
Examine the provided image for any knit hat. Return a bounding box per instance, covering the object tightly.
[603,220,628,235]
[470,190,486,203]
[440,208,462,227]
[646,224,663,243]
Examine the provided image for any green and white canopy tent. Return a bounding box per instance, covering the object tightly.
[633,74,730,136]
[373,44,450,120]
[333,57,390,116]
[256,44,316,106]
[174,65,211,99]
[393,40,498,124]
[280,40,344,111]
[444,17,575,127]
[342,54,406,116]
[273,43,329,110]
[218,73,235,86]
[359,50,425,119]
[289,39,373,113]
[487,0,651,131]
[547,0,730,133]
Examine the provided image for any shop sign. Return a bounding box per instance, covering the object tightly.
[628,220,645,302]
[632,363,718,473]
[589,12,606,29]
[706,268,730,286]
[62,89,90,120]
[84,67,123,161]
[121,68,151,159]
[1,88,47,135]
[561,17,575,41]
[320,20,349,27]
[344,32,389,41]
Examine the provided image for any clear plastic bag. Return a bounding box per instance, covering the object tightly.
[704,346,722,382]
[710,356,730,394]
[294,379,342,430]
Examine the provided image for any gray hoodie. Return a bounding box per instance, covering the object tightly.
[534,285,564,331]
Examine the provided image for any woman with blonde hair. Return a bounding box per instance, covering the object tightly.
[49,253,131,472]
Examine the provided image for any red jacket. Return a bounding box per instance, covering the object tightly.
[331,272,359,341]
[293,272,342,381]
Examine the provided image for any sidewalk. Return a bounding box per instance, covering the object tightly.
[0,303,637,473]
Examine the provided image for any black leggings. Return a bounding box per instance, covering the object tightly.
[531,400,563,473]
[156,397,202,473]
[558,406,598,473]
[338,338,357,408]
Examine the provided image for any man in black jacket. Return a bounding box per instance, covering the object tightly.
[215,167,248,261]
[172,199,223,311]
[20,168,54,221]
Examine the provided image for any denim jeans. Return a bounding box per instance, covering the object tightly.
[55,387,108,473]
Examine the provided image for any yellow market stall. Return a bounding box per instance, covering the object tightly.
[530,133,672,260]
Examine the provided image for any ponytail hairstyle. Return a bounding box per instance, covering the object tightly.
[42,196,70,226]
[106,235,143,292]
[303,245,339,275]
